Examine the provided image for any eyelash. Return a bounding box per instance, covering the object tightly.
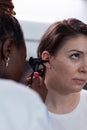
[70,53,80,60]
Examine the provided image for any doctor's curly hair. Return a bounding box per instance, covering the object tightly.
[0,0,16,15]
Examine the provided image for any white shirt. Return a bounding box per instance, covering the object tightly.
[0,79,49,130]
[49,89,87,130]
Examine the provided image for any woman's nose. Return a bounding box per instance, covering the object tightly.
[79,59,87,73]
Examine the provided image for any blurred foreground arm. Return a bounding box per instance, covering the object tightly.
[0,79,49,130]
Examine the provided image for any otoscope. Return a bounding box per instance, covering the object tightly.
[25,57,48,85]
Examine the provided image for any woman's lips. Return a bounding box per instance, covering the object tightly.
[73,79,86,85]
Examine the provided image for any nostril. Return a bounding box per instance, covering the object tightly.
[79,67,87,73]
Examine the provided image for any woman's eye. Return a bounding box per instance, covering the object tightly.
[70,53,80,60]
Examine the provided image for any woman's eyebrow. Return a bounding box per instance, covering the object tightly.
[67,49,84,54]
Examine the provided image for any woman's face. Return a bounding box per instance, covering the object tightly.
[44,35,87,94]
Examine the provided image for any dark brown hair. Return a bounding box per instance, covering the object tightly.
[37,18,87,58]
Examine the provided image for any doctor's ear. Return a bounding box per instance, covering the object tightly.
[2,38,15,59]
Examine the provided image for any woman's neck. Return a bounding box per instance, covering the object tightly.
[45,91,80,114]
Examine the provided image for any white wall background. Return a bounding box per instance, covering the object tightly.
[19,21,50,59]
[14,0,87,23]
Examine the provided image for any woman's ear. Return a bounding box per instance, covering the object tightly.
[41,51,51,68]
[2,38,15,59]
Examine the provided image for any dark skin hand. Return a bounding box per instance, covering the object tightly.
[25,73,47,102]
[21,61,47,102]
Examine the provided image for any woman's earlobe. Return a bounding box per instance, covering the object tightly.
[41,51,50,61]
[41,51,51,68]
